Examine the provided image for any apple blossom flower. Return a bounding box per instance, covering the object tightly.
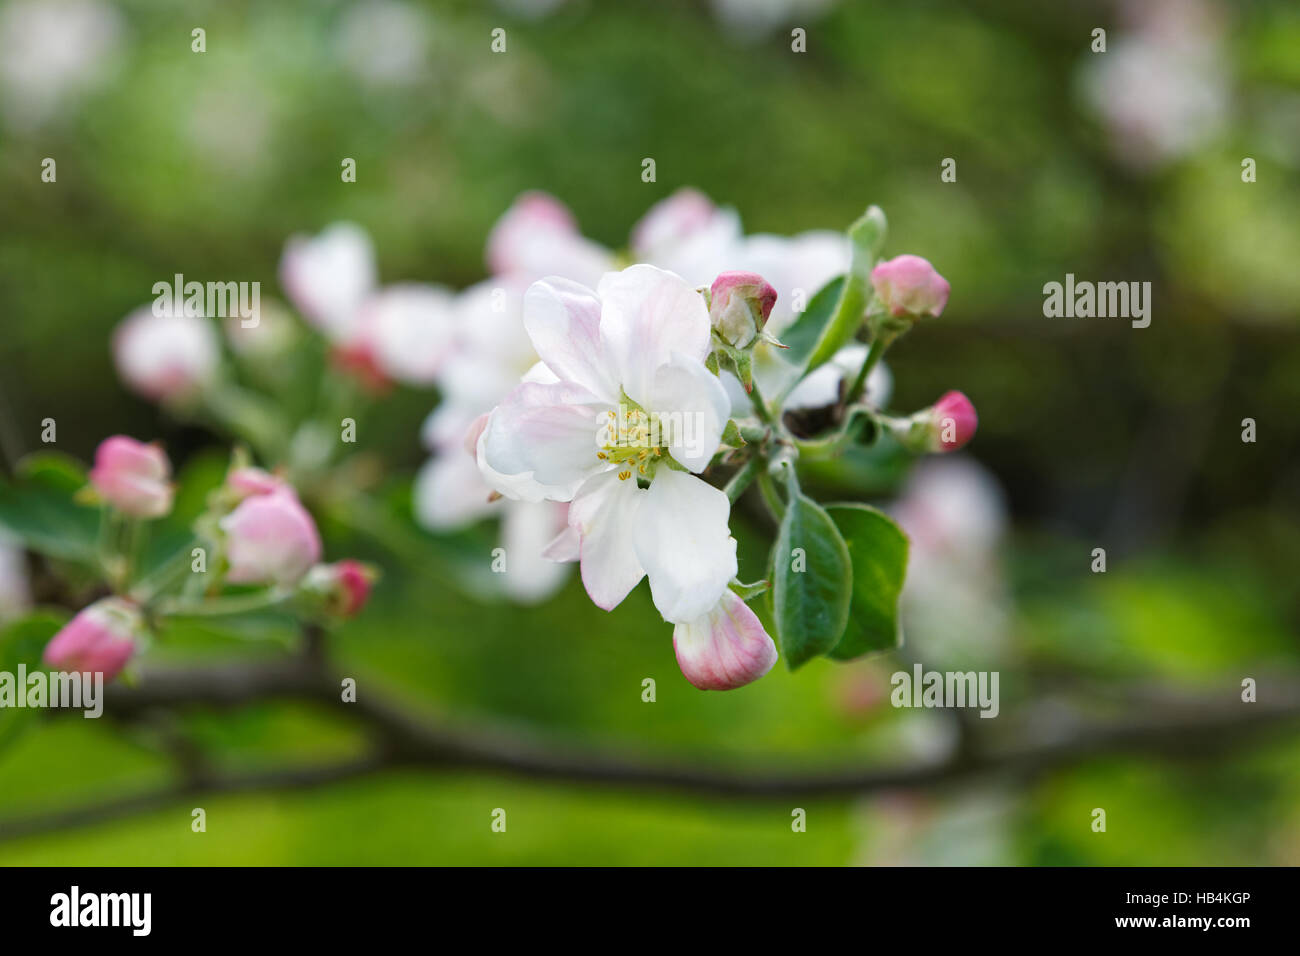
[89,435,174,519]
[112,305,220,403]
[672,590,778,690]
[1079,0,1226,172]
[926,391,978,452]
[781,344,892,413]
[709,271,776,348]
[486,191,614,288]
[42,596,140,680]
[0,0,124,130]
[303,559,376,617]
[477,264,737,623]
[355,282,458,386]
[337,0,431,88]
[413,280,575,604]
[630,188,742,287]
[890,458,1010,667]
[870,254,951,319]
[279,222,377,342]
[220,488,322,585]
[0,532,30,624]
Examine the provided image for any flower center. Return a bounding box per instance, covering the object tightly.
[597,406,669,481]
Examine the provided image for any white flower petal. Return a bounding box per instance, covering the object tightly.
[633,469,736,623]
[523,278,619,403]
[646,352,730,473]
[360,283,457,385]
[500,501,572,604]
[569,471,646,611]
[478,381,607,498]
[596,265,710,407]
[414,453,497,531]
[673,590,778,690]
[279,222,376,340]
[541,522,581,562]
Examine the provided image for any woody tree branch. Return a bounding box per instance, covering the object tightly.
[1,647,1297,844]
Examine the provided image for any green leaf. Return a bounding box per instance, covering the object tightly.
[0,611,68,752]
[802,205,887,376]
[0,453,98,565]
[720,419,746,448]
[825,503,909,659]
[772,493,852,669]
[778,275,844,369]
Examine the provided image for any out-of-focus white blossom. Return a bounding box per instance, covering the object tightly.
[0,0,124,130]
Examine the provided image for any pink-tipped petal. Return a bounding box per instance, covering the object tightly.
[708,270,777,347]
[673,590,777,690]
[43,597,140,681]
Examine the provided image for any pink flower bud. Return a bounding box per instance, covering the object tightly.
[304,559,376,617]
[43,597,140,680]
[672,590,778,690]
[112,305,219,402]
[89,435,174,519]
[870,254,951,319]
[927,390,978,452]
[709,271,777,348]
[226,466,285,500]
[329,340,392,394]
[220,489,322,585]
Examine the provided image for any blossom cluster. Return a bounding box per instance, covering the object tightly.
[40,436,374,682]
[90,187,978,693]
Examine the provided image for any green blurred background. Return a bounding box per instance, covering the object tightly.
[1,0,1299,865]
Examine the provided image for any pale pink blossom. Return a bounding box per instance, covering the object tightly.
[870,254,950,319]
[477,265,736,623]
[220,488,322,585]
[112,306,220,402]
[89,435,173,519]
[356,283,458,386]
[279,222,377,342]
[486,191,613,287]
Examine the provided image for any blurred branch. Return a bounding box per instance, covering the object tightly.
[2,653,1299,844]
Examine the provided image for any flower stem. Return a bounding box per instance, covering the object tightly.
[747,379,777,428]
[156,588,289,618]
[757,471,786,522]
[844,333,891,406]
[723,456,762,504]
[129,538,200,603]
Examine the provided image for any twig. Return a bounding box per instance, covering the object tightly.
[1,655,1297,844]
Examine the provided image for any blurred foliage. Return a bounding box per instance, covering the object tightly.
[0,0,1298,864]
